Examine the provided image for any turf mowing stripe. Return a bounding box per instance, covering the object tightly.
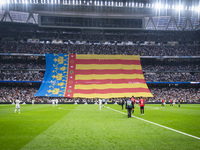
[107,107,200,140]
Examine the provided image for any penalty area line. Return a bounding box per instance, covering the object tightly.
[107,107,200,140]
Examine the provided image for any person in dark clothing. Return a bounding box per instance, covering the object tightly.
[121,98,125,110]
[125,98,134,118]
[178,99,181,108]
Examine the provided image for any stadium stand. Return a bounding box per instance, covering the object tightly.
[0,0,199,104]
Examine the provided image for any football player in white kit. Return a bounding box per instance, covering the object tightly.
[99,99,102,110]
[14,98,20,114]
[52,99,55,106]
[32,99,35,105]
[55,99,58,106]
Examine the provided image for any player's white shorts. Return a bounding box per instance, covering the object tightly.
[16,104,20,109]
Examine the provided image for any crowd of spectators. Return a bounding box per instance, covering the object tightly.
[0,41,199,56]
[0,71,44,81]
[144,73,200,82]
[0,63,45,70]
[149,87,200,102]
[0,71,199,82]
[0,23,199,43]
[0,87,199,103]
[142,64,199,72]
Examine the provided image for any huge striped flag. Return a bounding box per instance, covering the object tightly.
[35,54,153,98]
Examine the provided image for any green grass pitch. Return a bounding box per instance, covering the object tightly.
[0,104,200,150]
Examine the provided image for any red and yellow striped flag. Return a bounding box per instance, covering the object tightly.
[64,54,153,98]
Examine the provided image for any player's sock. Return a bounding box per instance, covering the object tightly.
[18,108,20,114]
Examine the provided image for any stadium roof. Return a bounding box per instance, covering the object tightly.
[0,0,199,30]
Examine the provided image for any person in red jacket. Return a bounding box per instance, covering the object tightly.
[170,99,173,107]
[139,97,145,116]
[161,99,165,108]
[131,96,136,114]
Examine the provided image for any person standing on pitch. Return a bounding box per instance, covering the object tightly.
[102,99,105,107]
[99,98,102,110]
[52,99,55,106]
[125,98,134,118]
[32,98,35,105]
[55,98,58,106]
[178,99,181,108]
[161,99,165,108]
[121,98,125,110]
[170,99,173,107]
[139,97,145,116]
[131,96,136,114]
[14,98,20,114]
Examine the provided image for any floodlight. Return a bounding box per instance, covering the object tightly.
[0,0,6,4]
[195,6,200,12]
[176,5,183,11]
[184,6,188,10]
[155,3,162,9]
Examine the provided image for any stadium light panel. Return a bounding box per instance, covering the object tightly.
[0,0,6,4]
[196,6,200,12]
[176,5,183,11]
[155,3,162,9]
[184,6,188,10]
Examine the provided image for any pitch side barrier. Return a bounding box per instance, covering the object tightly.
[0,81,200,84]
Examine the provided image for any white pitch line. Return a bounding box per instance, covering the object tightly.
[107,107,200,140]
